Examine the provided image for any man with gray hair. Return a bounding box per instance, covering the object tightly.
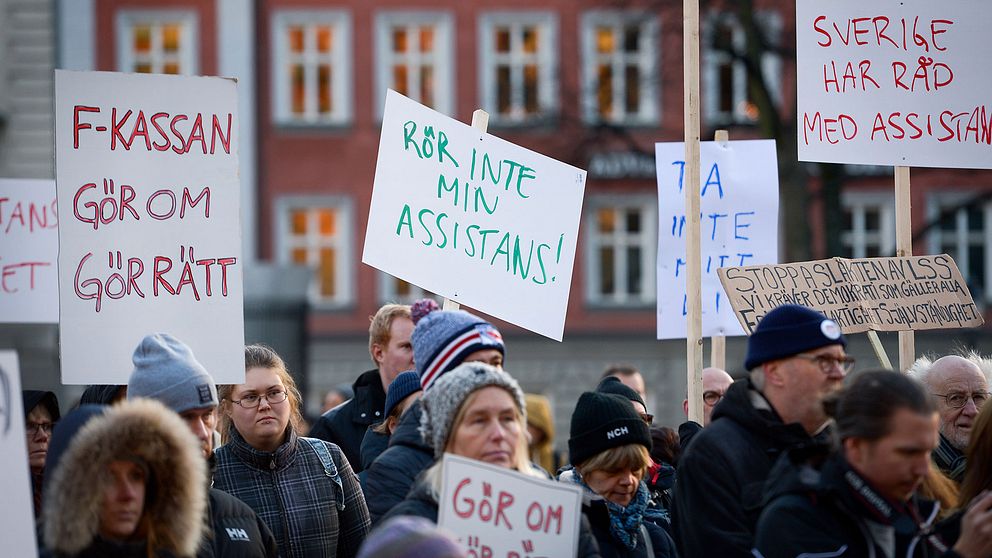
[908,351,992,482]
[127,332,277,557]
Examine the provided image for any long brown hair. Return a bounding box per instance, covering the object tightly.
[217,344,304,444]
[960,402,992,506]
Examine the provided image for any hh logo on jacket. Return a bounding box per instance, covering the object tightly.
[225,527,250,542]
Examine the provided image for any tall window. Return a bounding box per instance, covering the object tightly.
[586,197,656,306]
[928,193,992,302]
[479,12,558,124]
[116,10,197,74]
[702,12,780,126]
[375,12,453,117]
[840,192,895,258]
[278,197,353,305]
[272,10,352,125]
[581,11,658,125]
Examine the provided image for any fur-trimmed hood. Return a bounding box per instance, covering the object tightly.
[42,399,206,557]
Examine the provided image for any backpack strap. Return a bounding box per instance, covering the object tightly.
[640,524,654,557]
[301,437,346,511]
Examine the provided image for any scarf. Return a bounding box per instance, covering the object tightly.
[567,470,662,550]
[932,433,967,483]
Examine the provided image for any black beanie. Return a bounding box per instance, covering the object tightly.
[23,390,61,422]
[596,376,647,411]
[744,304,846,370]
[569,392,651,466]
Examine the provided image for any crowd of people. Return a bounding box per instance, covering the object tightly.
[20,300,992,557]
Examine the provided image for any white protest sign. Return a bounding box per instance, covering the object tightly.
[797,0,992,169]
[55,70,244,384]
[438,454,583,558]
[655,140,779,339]
[0,352,39,558]
[0,179,58,323]
[363,90,586,341]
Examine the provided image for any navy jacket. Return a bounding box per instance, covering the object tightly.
[362,400,435,523]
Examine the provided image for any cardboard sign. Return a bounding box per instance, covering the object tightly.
[796,0,992,169]
[718,254,983,333]
[655,140,779,339]
[363,90,586,341]
[438,454,584,558]
[0,179,59,323]
[55,70,244,384]
[0,352,40,558]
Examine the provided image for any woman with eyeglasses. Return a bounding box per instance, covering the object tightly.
[213,344,370,558]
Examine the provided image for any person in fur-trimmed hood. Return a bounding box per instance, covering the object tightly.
[41,398,206,558]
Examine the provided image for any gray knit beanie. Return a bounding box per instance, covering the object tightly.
[127,333,218,414]
[419,362,525,458]
[411,306,505,391]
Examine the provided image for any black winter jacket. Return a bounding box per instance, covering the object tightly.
[308,369,386,472]
[753,449,956,558]
[362,400,435,523]
[583,493,677,558]
[200,487,279,558]
[672,379,825,558]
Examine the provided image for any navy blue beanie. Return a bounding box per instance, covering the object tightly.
[44,404,107,476]
[384,370,422,419]
[411,303,504,391]
[744,304,846,370]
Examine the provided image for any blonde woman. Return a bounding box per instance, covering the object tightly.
[213,344,370,558]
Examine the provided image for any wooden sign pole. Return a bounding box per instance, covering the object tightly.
[441,109,490,312]
[709,130,729,372]
[685,0,703,424]
[894,166,915,371]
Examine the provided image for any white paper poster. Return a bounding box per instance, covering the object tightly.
[55,70,244,384]
[0,179,58,323]
[364,90,586,341]
[0,352,39,558]
[655,140,779,339]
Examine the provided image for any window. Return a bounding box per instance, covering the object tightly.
[585,197,657,306]
[116,10,197,74]
[377,272,436,305]
[702,12,780,125]
[927,193,992,303]
[479,12,558,125]
[272,10,352,126]
[581,11,659,125]
[375,12,454,117]
[840,192,895,258]
[277,197,353,305]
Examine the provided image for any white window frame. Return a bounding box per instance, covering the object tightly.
[584,196,657,306]
[478,11,558,125]
[840,191,896,259]
[271,9,352,126]
[927,192,992,303]
[580,10,659,126]
[374,11,454,119]
[702,11,781,126]
[275,195,354,307]
[116,9,198,74]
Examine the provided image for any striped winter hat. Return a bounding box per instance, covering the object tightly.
[410,300,505,391]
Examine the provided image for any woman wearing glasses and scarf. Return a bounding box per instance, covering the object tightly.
[213,344,370,558]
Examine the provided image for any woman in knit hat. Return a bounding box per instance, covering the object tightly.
[562,392,677,558]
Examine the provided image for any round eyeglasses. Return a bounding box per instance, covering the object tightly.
[231,390,289,408]
[932,391,990,409]
[793,353,856,374]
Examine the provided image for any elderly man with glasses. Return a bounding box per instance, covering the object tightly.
[673,304,853,558]
[909,352,992,482]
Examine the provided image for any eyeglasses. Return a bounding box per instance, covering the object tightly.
[231,390,289,408]
[932,391,990,409]
[793,353,856,374]
[639,413,654,426]
[702,390,725,406]
[26,422,54,436]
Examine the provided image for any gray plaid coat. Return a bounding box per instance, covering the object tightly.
[213,428,370,558]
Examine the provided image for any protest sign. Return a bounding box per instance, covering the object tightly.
[0,351,39,558]
[655,140,779,339]
[438,454,583,558]
[0,179,58,323]
[363,90,586,341]
[796,0,992,169]
[718,254,983,334]
[55,70,244,384]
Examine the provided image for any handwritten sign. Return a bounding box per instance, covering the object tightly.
[363,90,586,341]
[55,70,244,384]
[718,254,983,334]
[438,454,583,558]
[0,351,40,558]
[655,140,779,339]
[797,0,992,169]
[0,179,58,323]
